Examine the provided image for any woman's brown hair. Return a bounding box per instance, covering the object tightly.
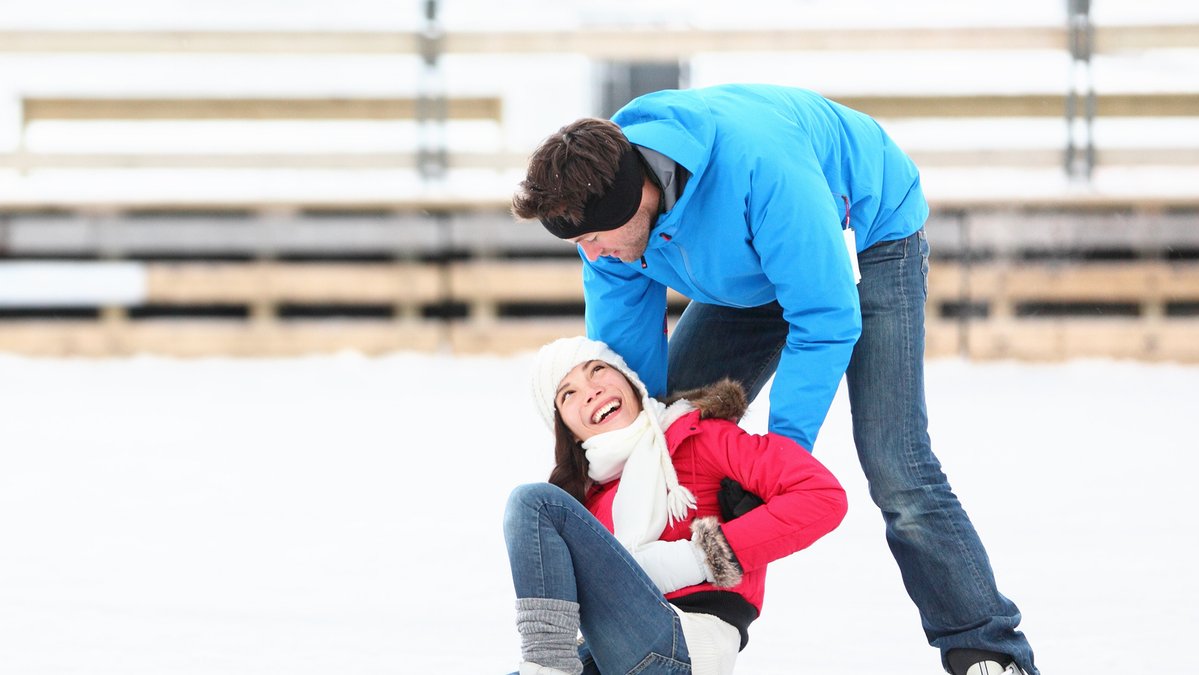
[548,410,590,504]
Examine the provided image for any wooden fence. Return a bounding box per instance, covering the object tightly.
[3,90,1196,174]
[1,22,1197,359]
[2,25,1195,54]
[2,255,1198,360]
[1,24,1197,201]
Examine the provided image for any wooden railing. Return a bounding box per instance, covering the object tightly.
[1,23,1197,360]
[2,25,1195,54]
[20,96,503,124]
[2,258,1197,360]
[5,91,1196,173]
[1,24,1196,204]
[4,95,509,172]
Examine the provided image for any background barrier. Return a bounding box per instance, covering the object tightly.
[2,12,1197,359]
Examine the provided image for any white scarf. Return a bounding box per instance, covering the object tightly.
[583,397,697,552]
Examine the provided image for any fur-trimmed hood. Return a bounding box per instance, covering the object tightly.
[667,378,748,423]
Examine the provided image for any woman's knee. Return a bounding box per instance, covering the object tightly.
[507,482,568,507]
[504,483,569,532]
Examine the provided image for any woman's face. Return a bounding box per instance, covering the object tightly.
[555,360,643,442]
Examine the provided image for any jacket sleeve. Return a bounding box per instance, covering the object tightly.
[700,419,848,572]
[581,250,670,397]
[745,139,862,450]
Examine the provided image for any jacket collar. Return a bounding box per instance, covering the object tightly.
[663,409,705,450]
[617,91,716,251]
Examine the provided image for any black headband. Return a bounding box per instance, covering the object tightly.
[539,148,644,239]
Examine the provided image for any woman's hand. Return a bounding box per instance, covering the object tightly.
[632,539,709,594]
[632,517,743,594]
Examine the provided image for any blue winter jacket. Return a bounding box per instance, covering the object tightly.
[582,84,928,449]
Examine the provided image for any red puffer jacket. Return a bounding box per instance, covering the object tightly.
[584,383,848,615]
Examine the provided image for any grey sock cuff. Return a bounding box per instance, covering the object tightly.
[515,598,582,675]
[516,597,580,615]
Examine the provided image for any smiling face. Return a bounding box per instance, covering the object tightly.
[555,360,643,442]
[569,178,659,263]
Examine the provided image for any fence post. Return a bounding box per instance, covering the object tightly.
[417,0,448,181]
[1065,0,1096,180]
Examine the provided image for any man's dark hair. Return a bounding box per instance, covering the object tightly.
[512,118,631,226]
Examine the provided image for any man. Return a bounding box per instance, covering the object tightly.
[513,84,1037,675]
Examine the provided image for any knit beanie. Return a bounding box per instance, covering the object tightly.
[530,336,647,430]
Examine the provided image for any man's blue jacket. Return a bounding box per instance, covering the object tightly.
[582,84,928,450]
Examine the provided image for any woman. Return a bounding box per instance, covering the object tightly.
[505,337,848,675]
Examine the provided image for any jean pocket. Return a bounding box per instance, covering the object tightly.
[627,652,691,675]
[859,233,910,265]
[918,229,930,297]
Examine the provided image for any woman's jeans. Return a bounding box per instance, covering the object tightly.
[666,230,1037,674]
[504,483,691,675]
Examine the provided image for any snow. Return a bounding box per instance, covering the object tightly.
[1,352,1196,674]
[0,261,146,306]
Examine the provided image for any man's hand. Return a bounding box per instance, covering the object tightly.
[718,477,764,521]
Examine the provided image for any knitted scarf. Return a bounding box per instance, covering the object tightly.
[582,397,697,552]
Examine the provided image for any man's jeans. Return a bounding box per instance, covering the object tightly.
[504,483,691,675]
[667,230,1038,674]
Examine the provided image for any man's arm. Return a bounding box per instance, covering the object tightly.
[581,251,670,397]
[747,143,862,450]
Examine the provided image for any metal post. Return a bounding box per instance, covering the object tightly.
[417,0,447,182]
[1065,0,1095,180]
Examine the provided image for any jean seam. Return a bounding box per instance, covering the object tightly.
[899,234,991,609]
[627,652,691,675]
[671,609,679,660]
[533,496,547,598]
[674,608,685,662]
[745,332,786,395]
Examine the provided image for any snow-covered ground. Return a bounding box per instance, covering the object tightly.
[1,352,1196,674]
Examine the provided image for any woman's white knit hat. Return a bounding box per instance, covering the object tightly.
[530,336,647,430]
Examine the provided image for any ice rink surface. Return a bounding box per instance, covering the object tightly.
[2,352,1196,674]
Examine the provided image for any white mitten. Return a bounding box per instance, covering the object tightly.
[633,518,745,594]
[632,538,712,594]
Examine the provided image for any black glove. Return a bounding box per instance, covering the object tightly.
[717,478,764,521]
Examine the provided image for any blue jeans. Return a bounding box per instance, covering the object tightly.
[504,483,691,675]
[667,230,1037,675]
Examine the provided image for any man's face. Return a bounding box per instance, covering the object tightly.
[569,178,660,263]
